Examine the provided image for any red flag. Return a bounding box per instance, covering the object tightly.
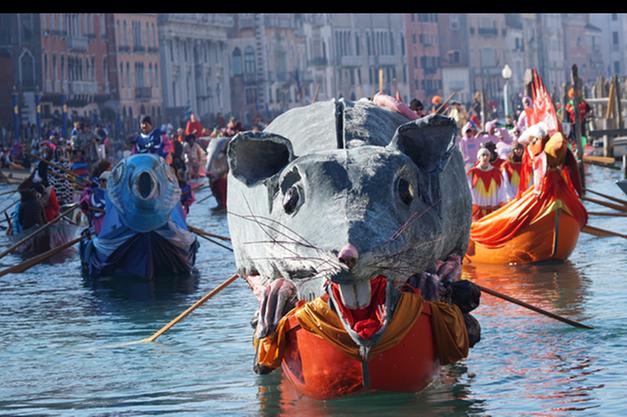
[527,69,562,136]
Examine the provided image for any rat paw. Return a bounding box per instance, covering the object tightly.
[256,278,297,339]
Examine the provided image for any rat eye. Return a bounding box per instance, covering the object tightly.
[283,186,300,215]
[397,178,414,206]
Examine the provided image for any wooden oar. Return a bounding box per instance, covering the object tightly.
[0,203,79,261]
[475,283,593,329]
[582,225,627,239]
[188,225,231,242]
[1,199,19,215]
[584,188,627,206]
[582,196,627,213]
[195,191,215,206]
[435,91,458,115]
[587,211,627,217]
[0,236,81,278]
[0,188,18,197]
[192,229,233,252]
[140,273,240,343]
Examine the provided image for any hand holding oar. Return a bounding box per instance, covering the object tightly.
[474,283,593,329]
[139,273,240,343]
[0,203,79,261]
[0,236,81,278]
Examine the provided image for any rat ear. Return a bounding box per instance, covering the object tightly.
[228,131,296,186]
[388,114,457,173]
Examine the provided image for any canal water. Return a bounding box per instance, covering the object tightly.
[0,164,625,417]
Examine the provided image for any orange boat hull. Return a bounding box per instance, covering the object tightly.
[280,305,439,400]
[466,208,581,264]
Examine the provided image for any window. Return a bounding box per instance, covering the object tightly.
[232,48,242,76]
[244,46,256,74]
[614,61,620,74]
[412,33,416,44]
[613,31,619,45]
[612,13,618,21]
[355,33,360,56]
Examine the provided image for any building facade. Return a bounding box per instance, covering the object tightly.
[158,13,233,129]
[0,13,42,139]
[405,13,442,104]
[328,14,409,102]
[108,13,163,132]
[39,13,110,125]
[438,14,471,105]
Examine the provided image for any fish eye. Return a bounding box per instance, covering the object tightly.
[397,178,414,206]
[283,186,300,215]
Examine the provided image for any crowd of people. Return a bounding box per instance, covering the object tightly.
[404,88,591,222]
[6,110,254,238]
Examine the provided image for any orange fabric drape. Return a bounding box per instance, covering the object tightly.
[470,168,588,248]
[254,290,470,371]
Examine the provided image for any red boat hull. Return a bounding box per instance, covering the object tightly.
[280,303,439,400]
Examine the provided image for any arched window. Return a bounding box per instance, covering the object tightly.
[44,54,48,81]
[232,48,242,76]
[244,46,256,74]
[20,52,34,88]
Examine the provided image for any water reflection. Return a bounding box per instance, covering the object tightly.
[255,362,487,417]
[463,260,591,319]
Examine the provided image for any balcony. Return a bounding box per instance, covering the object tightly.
[118,45,130,53]
[308,57,328,67]
[133,45,146,53]
[135,86,152,99]
[68,37,88,52]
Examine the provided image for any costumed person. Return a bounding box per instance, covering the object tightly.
[205,137,229,212]
[477,119,513,149]
[469,92,482,128]
[564,87,592,145]
[177,169,195,218]
[458,121,481,170]
[483,141,505,171]
[183,134,205,180]
[71,149,90,181]
[132,116,167,159]
[185,112,204,137]
[33,181,60,223]
[48,143,75,208]
[501,142,525,201]
[467,147,508,221]
[430,95,445,114]
[516,96,533,133]
[448,100,468,132]
[409,98,426,118]
[79,171,109,236]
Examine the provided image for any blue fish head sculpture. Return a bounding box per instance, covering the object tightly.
[107,153,181,233]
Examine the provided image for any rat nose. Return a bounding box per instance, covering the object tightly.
[338,244,358,269]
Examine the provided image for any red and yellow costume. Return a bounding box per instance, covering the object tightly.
[467,165,507,221]
[254,277,468,399]
[501,159,524,199]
